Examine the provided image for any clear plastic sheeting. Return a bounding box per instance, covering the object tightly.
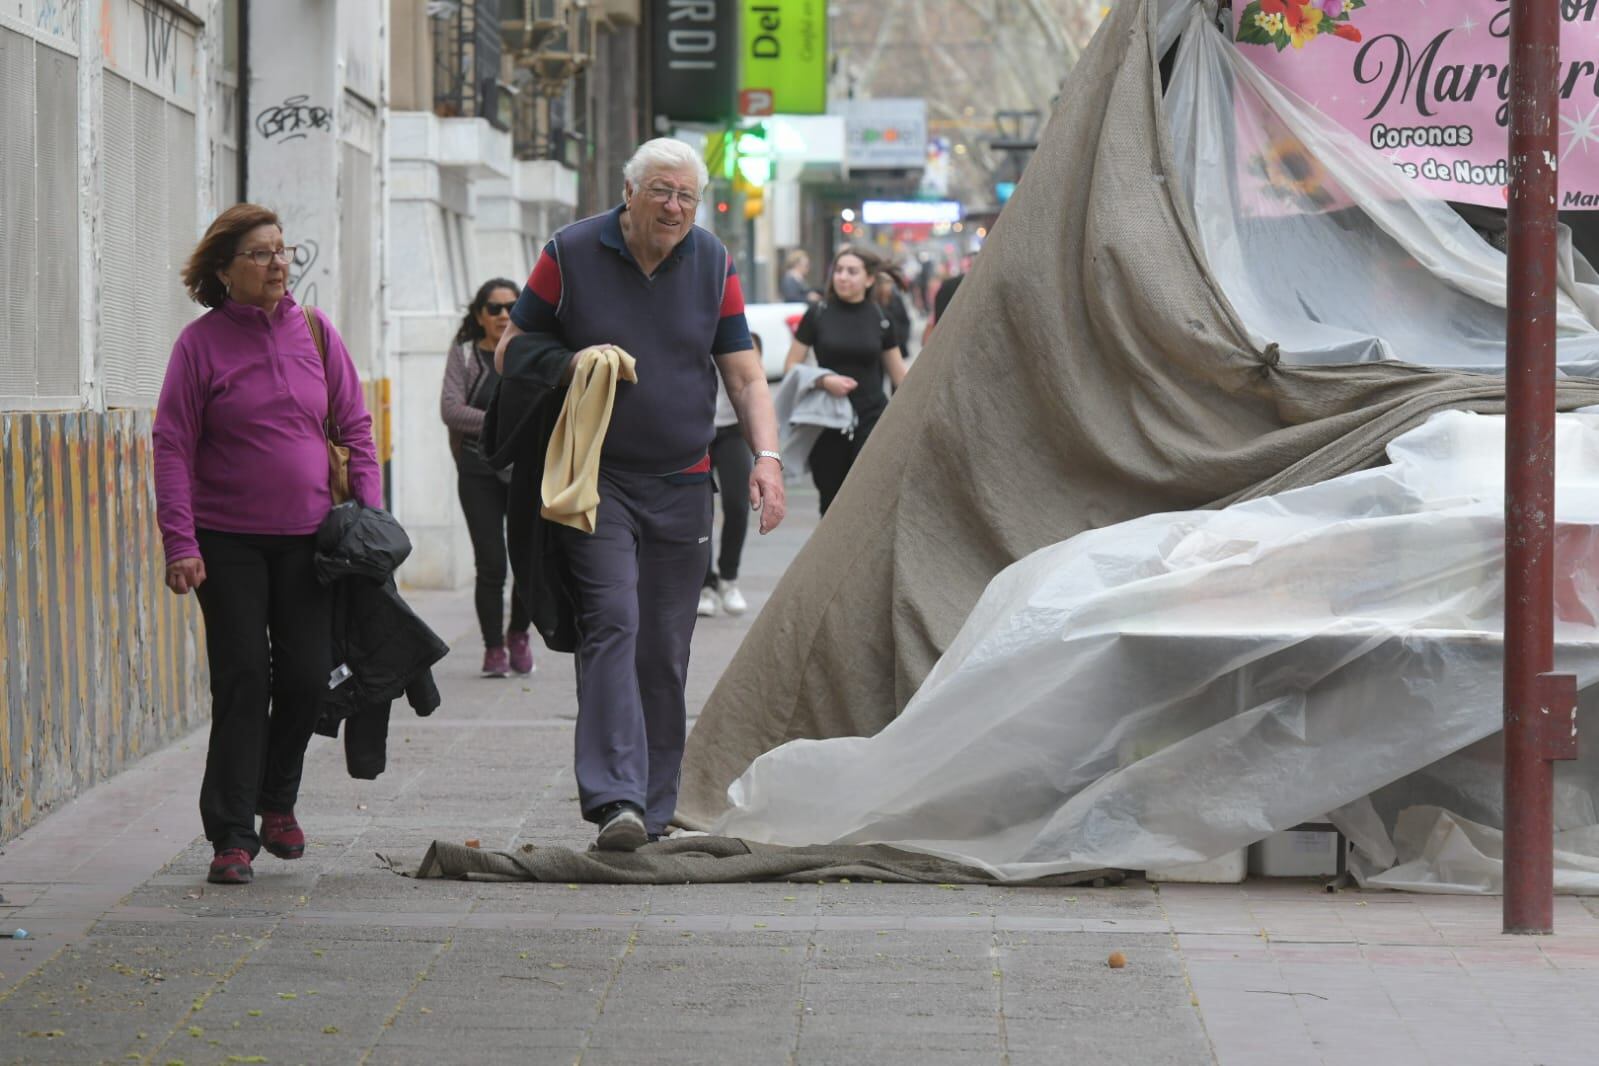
[714,412,1599,889]
[1162,4,1599,371]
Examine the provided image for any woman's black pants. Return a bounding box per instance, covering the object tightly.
[809,414,878,516]
[704,424,752,588]
[457,465,530,647]
[194,530,331,857]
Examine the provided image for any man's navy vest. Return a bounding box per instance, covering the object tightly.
[551,211,729,475]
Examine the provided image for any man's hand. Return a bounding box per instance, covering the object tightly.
[820,374,858,398]
[750,458,786,535]
[165,557,206,595]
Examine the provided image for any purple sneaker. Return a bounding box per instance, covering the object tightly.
[506,630,535,675]
[482,645,510,678]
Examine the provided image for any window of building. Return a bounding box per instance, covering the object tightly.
[211,0,244,210]
[99,1,202,408]
[0,22,82,408]
[338,93,379,376]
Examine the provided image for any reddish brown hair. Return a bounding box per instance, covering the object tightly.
[823,244,883,303]
[182,203,282,308]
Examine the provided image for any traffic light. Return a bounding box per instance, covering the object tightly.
[732,170,765,220]
[734,125,773,188]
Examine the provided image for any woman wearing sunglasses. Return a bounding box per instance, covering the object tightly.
[153,204,382,886]
[440,278,535,678]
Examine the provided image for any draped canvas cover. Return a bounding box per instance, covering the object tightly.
[676,0,1599,827]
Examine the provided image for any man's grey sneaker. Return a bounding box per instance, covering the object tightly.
[696,586,720,618]
[595,802,647,852]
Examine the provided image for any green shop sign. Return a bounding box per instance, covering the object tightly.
[740,0,827,115]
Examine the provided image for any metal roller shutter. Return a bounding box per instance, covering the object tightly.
[1,28,39,399]
[100,72,141,407]
[35,43,80,398]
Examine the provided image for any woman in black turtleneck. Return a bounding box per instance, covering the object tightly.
[782,246,909,515]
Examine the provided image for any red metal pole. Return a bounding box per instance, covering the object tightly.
[1503,0,1564,936]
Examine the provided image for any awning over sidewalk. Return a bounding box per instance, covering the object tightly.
[712,412,1599,889]
[678,0,1599,890]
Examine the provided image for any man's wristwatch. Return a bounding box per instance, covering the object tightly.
[755,450,783,469]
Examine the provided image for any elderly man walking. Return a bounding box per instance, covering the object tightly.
[494,138,786,850]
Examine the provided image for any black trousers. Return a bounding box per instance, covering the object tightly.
[194,529,332,856]
[704,424,752,588]
[810,414,879,516]
[457,463,530,647]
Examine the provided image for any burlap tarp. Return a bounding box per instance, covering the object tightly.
[675,0,1599,828]
[381,836,1118,886]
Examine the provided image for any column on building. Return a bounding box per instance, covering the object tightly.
[246,0,387,384]
[474,161,580,287]
[386,110,514,588]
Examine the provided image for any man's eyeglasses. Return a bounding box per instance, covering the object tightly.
[483,300,515,315]
[641,185,701,209]
[233,246,297,267]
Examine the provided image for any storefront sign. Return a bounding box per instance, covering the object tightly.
[741,0,827,115]
[1236,0,1599,208]
[652,0,738,123]
[840,98,927,170]
[860,200,962,225]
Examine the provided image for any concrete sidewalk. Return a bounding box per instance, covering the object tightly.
[3,485,1599,1065]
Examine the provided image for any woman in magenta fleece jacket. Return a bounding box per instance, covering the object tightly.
[153,204,381,886]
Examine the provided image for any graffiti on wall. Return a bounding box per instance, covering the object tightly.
[142,1,181,93]
[35,0,81,40]
[255,96,334,143]
[287,239,321,307]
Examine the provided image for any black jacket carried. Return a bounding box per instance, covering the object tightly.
[481,330,579,653]
[313,503,449,778]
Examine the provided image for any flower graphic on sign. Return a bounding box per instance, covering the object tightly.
[1248,132,1341,212]
[1237,0,1365,51]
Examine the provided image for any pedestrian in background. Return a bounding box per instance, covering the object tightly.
[780,249,818,304]
[494,137,786,850]
[922,272,965,346]
[441,277,535,678]
[782,246,908,515]
[872,265,915,362]
[698,333,760,619]
[154,203,381,886]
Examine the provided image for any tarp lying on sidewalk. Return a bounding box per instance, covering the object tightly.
[380,836,1118,887]
[676,0,1599,829]
[713,412,1599,887]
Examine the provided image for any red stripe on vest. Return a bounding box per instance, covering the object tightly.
[529,250,562,306]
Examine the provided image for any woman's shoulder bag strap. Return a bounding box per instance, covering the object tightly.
[302,306,353,504]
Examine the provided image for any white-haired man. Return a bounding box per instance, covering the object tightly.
[494,137,786,850]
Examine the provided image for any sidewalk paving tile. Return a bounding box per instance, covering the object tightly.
[7,491,1599,1064]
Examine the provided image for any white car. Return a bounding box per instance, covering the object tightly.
[743,302,810,380]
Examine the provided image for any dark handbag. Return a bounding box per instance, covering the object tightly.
[303,307,353,504]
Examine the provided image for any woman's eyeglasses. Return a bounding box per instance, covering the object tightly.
[233,246,297,267]
[483,301,515,315]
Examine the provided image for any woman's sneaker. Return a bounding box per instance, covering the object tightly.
[208,848,253,885]
[696,586,720,618]
[260,811,305,860]
[506,630,535,675]
[718,579,747,616]
[482,645,510,677]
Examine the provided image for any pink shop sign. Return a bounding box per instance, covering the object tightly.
[1235,1,1599,208]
